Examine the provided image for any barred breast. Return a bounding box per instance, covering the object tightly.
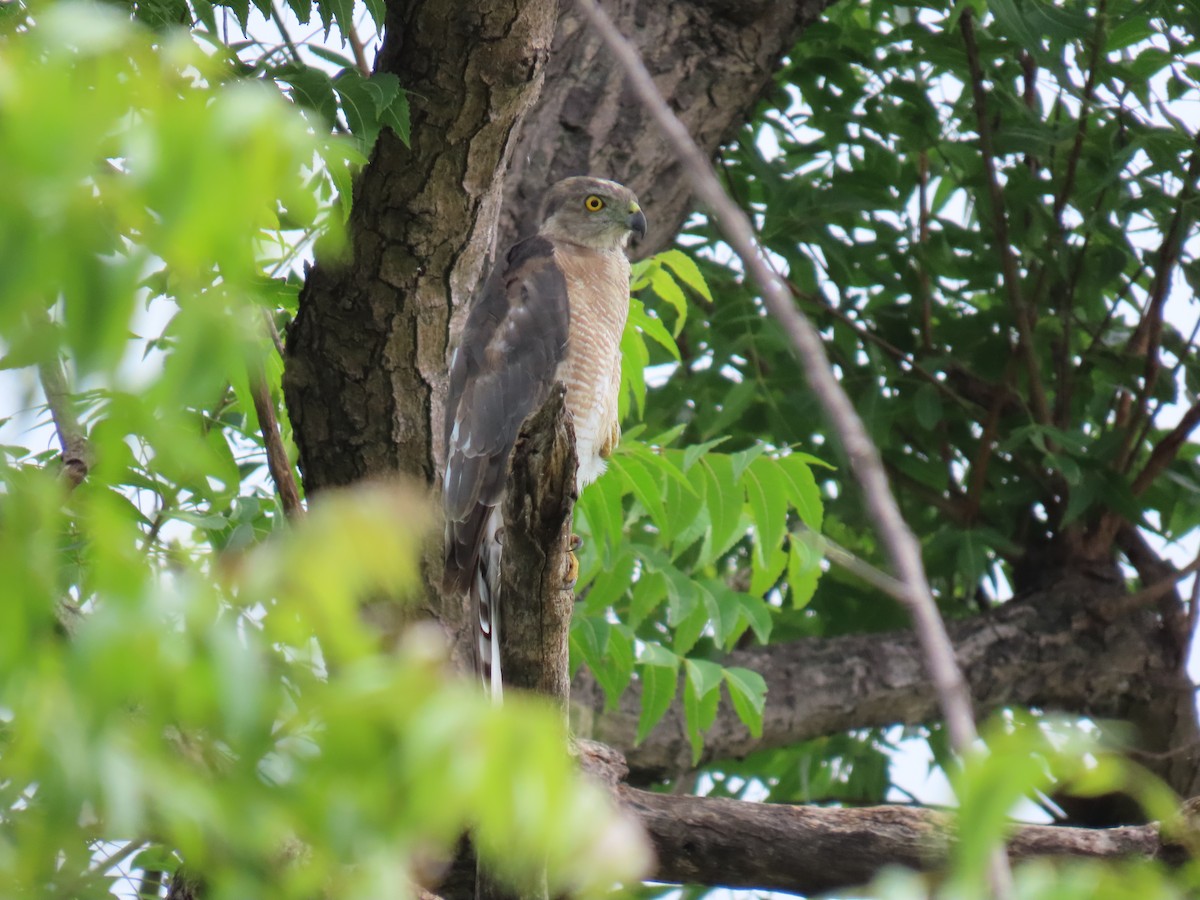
[552,245,631,491]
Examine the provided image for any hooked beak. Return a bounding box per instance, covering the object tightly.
[628,205,647,241]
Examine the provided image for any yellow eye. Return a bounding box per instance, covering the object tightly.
[584,195,605,212]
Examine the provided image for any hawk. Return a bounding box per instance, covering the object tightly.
[442,176,647,701]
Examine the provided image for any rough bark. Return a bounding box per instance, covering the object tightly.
[283,0,559,655]
[500,0,835,258]
[574,570,1178,780]
[436,746,1200,899]
[623,787,1197,895]
[497,384,577,709]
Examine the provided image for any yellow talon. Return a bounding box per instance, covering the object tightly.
[565,533,583,588]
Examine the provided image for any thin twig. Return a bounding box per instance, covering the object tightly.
[261,307,287,359]
[37,350,90,486]
[577,3,1012,892]
[269,3,302,65]
[1130,398,1200,495]
[965,372,1009,525]
[788,280,976,415]
[1052,0,1106,227]
[960,10,1052,431]
[1115,146,1199,467]
[86,840,146,879]
[248,358,303,517]
[816,532,908,602]
[1188,558,1200,662]
[347,17,372,78]
[916,148,933,352]
[1107,553,1200,617]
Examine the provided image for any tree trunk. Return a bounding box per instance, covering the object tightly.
[282,1,1200,883]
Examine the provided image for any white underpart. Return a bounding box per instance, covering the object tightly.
[556,246,630,492]
[483,244,630,702]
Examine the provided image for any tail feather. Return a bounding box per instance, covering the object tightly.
[474,507,504,704]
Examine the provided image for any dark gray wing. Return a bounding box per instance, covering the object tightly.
[442,235,570,591]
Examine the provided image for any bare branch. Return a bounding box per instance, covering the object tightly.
[248,359,303,518]
[576,572,1161,779]
[575,0,984,776]
[1116,147,1199,461]
[917,147,933,351]
[1131,399,1200,496]
[269,3,302,65]
[37,352,90,486]
[1052,0,1106,227]
[623,785,1193,896]
[346,17,372,78]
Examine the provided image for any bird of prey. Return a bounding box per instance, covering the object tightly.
[442,176,647,701]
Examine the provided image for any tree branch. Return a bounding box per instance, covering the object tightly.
[37,352,90,486]
[574,571,1166,780]
[1131,399,1200,496]
[575,0,985,780]
[248,357,303,518]
[497,384,577,711]
[622,785,1194,896]
[960,9,1051,430]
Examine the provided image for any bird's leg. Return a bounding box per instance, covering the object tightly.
[565,533,583,589]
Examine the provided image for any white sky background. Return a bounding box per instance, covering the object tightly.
[2,3,1199,898]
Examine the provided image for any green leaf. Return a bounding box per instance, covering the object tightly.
[318,0,355,42]
[695,455,744,566]
[788,532,822,609]
[658,248,712,302]
[577,471,625,565]
[619,320,649,419]
[569,614,609,674]
[672,590,710,656]
[684,657,724,699]
[608,455,669,534]
[276,64,338,126]
[582,548,635,614]
[635,658,679,745]
[914,383,943,432]
[683,661,722,764]
[777,453,823,532]
[736,593,773,644]
[743,457,789,568]
[681,435,729,472]
[380,87,411,146]
[628,295,680,361]
[648,265,689,338]
[361,0,386,31]
[723,666,767,738]
[629,570,667,628]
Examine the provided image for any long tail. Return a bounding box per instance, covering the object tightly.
[474,507,504,704]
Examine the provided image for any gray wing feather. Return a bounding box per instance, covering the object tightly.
[442,235,570,592]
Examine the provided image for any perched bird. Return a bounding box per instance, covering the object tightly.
[442,176,647,702]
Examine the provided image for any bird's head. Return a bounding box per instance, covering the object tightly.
[538,176,647,251]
